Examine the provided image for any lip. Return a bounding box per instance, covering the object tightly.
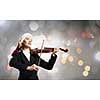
[28,42,31,45]
[28,44,31,45]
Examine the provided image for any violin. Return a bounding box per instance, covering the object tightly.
[12,47,69,56]
[30,47,69,54]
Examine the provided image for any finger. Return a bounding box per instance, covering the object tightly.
[33,67,39,71]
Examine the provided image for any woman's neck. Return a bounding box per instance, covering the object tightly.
[23,48,30,52]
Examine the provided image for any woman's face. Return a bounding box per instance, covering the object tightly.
[23,36,32,48]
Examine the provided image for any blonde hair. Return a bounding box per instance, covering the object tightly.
[18,33,33,49]
[20,33,33,43]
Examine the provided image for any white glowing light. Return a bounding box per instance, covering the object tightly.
[91,34,94,39]
[66,40,71,46]
[68,55,74,63]
[83,71,89,77]
[29,21,39,31]
[84,65,91,71]
[73,38,78,43]
[61,59,67,64]
[61,53,69,64]
[61,55,67,64]
[78,59,84,66]
[95,52,100,61]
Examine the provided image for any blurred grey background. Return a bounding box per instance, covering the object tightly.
[0,20,100,80]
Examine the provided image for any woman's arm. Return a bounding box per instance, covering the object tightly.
[37,53,57,70]
[9,55,28,71]
[9,55,38,71]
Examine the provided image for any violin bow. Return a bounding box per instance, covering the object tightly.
[37,40,45,66]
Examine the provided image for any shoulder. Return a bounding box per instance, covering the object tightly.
[12,50,22,58]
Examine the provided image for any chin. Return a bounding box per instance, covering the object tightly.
[25,45,31,48]
[27,45,31,48]
[28,45,31,48]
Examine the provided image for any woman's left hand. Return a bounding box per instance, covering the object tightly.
[52,48,59,54]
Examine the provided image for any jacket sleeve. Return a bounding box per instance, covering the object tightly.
[9,55,28,71]
[38,54,57,70]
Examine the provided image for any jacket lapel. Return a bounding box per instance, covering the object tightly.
[20,51,31,64]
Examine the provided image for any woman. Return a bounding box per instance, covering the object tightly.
[9,33,58,80]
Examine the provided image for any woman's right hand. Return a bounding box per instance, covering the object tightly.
[26,64,39,71]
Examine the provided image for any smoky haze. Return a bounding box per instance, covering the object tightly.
[0,20,100,80]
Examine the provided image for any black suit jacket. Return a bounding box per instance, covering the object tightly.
[9,50,57,80]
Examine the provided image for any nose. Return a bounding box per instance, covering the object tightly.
[29,39,32,42]
[29,40,32,45]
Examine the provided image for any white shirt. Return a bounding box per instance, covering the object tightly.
[23,50,30,61]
